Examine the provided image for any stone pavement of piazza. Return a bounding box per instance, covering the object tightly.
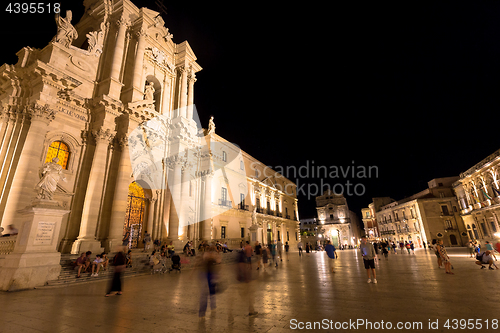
[1,248,499,333]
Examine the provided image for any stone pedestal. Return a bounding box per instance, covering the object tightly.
[249,224,258,242]
[0,200,69,291]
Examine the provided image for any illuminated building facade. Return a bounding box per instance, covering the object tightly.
[316,191,361,247]
[375,178,467,247]
[0,0,299,257]
[453,149,500,243]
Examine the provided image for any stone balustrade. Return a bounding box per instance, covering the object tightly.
[0,235,17,254]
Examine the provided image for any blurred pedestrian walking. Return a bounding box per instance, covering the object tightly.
[105,247,126,297]
[236,250,257,316]
[199,245,221,319]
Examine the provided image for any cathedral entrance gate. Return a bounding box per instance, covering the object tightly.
[124,182,146,248]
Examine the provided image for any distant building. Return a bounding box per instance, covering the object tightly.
[299,218,318,234]
[453,148,500,243]
[374,177,467,247]
[361,197,394,240]
[315,191,362,247]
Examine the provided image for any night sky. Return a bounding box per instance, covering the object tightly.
[1,1,499,222]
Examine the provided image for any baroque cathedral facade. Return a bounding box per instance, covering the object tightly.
[0,0,300,255]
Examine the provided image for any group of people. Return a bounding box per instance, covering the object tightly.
[468,240,499,270]
[72,247,127,296]
[74,251,110,278]
[248,240,290,270]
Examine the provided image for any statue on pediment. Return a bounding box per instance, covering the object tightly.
[252,206,257,224]
[36,157,67,200]
[207,116,215,135]
[53,10,78,48]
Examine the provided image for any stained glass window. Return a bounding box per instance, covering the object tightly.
[45,141,70,169]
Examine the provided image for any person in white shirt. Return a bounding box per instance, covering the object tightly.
[297,241,303,256]
[91,255,104,277]
[475,250,498,270]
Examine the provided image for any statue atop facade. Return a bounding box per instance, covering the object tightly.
[36,157,67,200]
[144,82,155,101]
[53,10,78,48]
[251,206,257,224]
[207,116,215,135]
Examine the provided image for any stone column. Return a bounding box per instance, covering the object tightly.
[106,136,133,252]
[108,19,128,99]
[178,67,188,117]
[161,74,173,116]
[186,72,196,120]
[146,197,156,239]
[1,105,55,227]
[167,157,182,241]
[131,29,147,101]
[201,173,212,241]
[179,163,191,240]
[71,128,114,254]
[0,112,26,224]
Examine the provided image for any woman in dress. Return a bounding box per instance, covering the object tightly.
[431,239,442,268]
[437,239,453,275]
[305,243,310,254]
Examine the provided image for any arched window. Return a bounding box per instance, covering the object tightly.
[45,141,70,169]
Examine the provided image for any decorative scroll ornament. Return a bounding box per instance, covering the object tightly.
[86,22,106,56]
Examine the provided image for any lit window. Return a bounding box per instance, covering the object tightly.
[45,141,70,169]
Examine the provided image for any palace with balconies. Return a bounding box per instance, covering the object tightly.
[208,133,300,247]
[453,148,500,243]
[373,177,467,247]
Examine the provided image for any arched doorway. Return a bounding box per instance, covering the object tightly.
[449,234,458,246]
[123,182,146,249]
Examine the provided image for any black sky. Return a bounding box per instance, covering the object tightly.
[1,1,499,221]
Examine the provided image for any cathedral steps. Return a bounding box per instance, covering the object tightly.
[44,249,240,287]
[45,250,152,287]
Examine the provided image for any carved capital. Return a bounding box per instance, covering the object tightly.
[187,73,197,85]
[116,19,130,29]
[136,28,147,39]
[26,104,56,124]
[91,128,115,144]
[181,161,193,174]
[165,155,185,169]
[197,170,214,179]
